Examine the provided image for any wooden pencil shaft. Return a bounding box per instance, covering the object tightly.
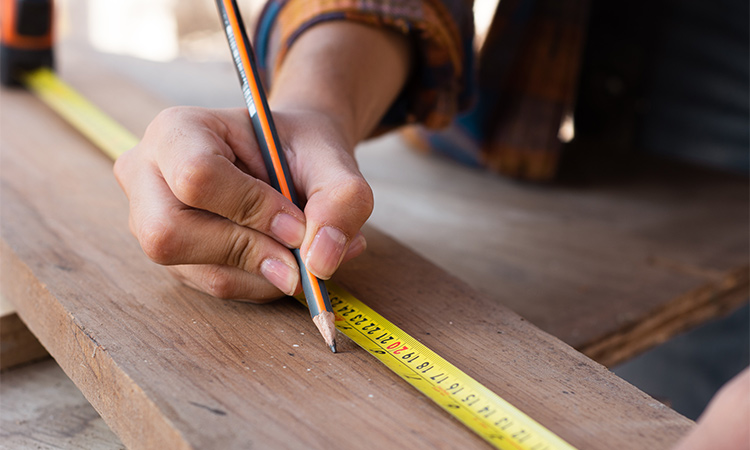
[293,249,330,318]
[216,0,296,204]
[216,0,333,319]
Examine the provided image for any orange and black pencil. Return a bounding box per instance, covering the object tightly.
[216,0,337,352]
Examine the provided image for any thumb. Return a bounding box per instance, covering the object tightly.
[298,149,373,280]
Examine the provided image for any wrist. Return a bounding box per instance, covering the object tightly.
[267,21,411,148]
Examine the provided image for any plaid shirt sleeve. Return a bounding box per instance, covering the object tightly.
[253,0,475,132]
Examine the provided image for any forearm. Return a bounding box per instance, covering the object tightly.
[268,22,412,150]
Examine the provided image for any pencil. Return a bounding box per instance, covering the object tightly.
[215,0,337,353]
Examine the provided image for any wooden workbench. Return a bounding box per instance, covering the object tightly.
[0,45,708,448]
[358,138,749,367]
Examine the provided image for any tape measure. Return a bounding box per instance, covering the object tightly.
[22,68,138,159]
[20,67,577,450]
[314,283,575,450]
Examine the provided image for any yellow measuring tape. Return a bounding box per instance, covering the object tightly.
[321,283,575,450]
[22,68,138,159]
[22,67,576,450]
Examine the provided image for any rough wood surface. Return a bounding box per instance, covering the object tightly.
[357,137,750,366]
[581,266,749,367]
[64,39,750,367]
[3,35,748,372]
[0,69,694,449]
[0,359,123,449]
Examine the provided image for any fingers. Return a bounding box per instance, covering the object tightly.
[302,178,372,279]
[115,152,300,297]
[165,152,306,249]
[340,231,368,265]
[167,264,302,303]
[151,108,307,249]
[290,137,374,280]
[115,106,373,302]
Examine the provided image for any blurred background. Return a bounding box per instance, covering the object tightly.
[53,0,749,174]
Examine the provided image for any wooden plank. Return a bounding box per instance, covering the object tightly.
[581,265,749,366]
[358,136,749,366]
[0,74,693,449]
[3,32,744,373]
[61,38,750,367]
[0,358,123,449]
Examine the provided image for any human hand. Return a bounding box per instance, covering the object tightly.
[115,20,409,302]
[673,366,749,450]
[114,106,372,302]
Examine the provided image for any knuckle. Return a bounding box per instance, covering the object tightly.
[150,107,204,152]
[112,153,127,183]
[172,157,214,207]
[138,217,180,264]
[203,268,237,299]
[148,108,187,137]
[154,106,196,125]
[235,179,266,227]
[330,176,374,218]
[112,149,138,190]
[225,232,258,271]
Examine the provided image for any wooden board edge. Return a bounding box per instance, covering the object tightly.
[0,239,191,450]
[580,265,750,367]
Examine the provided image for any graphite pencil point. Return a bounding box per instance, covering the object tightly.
[312,311,337,351]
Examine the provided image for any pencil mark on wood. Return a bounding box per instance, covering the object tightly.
[79,325,101,348]
[188,401,227,416]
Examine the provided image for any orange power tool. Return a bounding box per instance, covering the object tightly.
[1,0,54,86]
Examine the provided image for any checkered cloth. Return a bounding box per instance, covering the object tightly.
[254,0,588,181]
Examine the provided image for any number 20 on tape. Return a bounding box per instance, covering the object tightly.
[310,282,577,450]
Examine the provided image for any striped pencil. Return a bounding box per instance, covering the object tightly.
[216,0,337,352]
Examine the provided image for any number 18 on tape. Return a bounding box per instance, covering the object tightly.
[308,283,577,450]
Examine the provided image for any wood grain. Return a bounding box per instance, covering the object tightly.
[4,35,747,372]
[0,69,694,449]
[357,136,749,366]
[72,36,749,368]
[0,359,123,449]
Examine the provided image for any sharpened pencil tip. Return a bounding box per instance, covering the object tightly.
[313,311,337,353]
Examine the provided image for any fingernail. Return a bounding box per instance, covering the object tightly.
[343,233,367,261]
[305,226,348,279]
[271,213,305,248]
[260,258,298,296]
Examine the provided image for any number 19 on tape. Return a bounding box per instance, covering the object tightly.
[309,283,577,450]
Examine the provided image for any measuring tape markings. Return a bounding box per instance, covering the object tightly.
[321,282,576,450]
[20,67,577,450]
